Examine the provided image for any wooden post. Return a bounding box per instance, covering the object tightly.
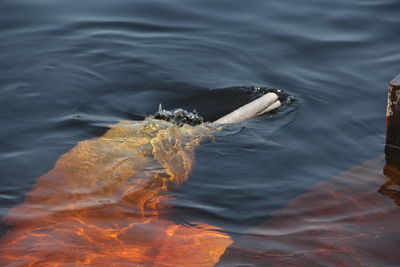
[384,74,400,179]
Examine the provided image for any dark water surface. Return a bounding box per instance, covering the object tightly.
[0,0,399,265]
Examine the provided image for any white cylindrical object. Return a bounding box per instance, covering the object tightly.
[212,93,280,125]
[257,100,281,115]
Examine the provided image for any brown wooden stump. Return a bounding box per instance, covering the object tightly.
[384,74,400,180]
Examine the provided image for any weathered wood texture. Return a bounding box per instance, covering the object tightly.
[385,74,400,179]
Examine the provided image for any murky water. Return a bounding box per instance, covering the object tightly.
[0,0,399,265]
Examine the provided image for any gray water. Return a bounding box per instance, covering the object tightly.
[0,0,398,265]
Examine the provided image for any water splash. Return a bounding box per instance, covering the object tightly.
[154,104,204,126]
[153,86,296,127]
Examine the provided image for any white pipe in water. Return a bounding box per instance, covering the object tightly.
[212,92,281,125]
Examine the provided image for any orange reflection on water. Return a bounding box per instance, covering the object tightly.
[220,157,400,266]
[0,119,232,266]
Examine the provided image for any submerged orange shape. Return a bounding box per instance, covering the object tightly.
[220,157,400,266]
[0,119,232,266]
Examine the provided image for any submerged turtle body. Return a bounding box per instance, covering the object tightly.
[0,119,232,266]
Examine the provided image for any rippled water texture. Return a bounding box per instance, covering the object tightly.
[0,0,399,265]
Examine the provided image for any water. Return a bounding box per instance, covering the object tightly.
[0,0,398,265]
